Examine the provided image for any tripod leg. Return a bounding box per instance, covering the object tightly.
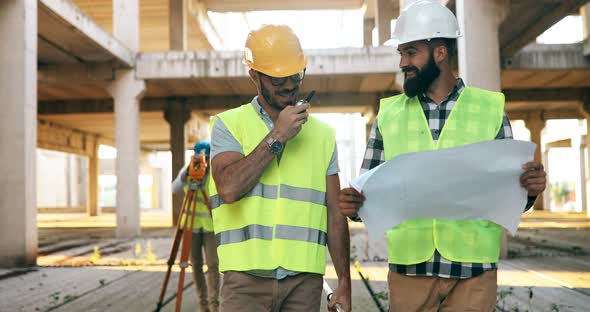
[155,189,195,311]
[176,190,198,312]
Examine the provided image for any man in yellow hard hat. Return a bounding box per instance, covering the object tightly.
[339,1,546,311]
[208,25,352,312]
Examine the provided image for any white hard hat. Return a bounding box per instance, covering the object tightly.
[385,0,461,47]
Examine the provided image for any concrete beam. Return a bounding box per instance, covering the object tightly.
[500,0,588,57]
[38,63,115,84]
[39,99,114,115]
[39,92,384,115]
[37,119,100,156]
[202,0,365,11]
[503,43,590,70]
[507,109,583,121]
[39,0,135,67]
[503,87,590,102]
[136,47,399,79]
[39,88,590,117]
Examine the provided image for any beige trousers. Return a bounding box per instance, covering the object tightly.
[191,231,220,312]
[220,271,322,312]
[388,269,497,312]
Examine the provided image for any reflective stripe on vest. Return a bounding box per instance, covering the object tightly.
[208,102,334,274]
[377,87,505,264]
[216,224,273,245]
[209,183,325,209]
[280,185,326,206]
[275,224,327,246]
[216,224,327,246]
[209,183,278,209]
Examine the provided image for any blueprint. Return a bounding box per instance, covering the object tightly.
[350,140,536,240]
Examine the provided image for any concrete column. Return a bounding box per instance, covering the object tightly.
[582,5,590,56]
[0,0,38,267]
[524,111,546,211]
[111,0,144,238]
[87,136,100,216]
[580,134,588,213]
[113,0,140,51]
[586,122,590,217]
[65,154,72,207]
[169,0,187,50]
[577,136,587,213]
[376,0,394,45]
[363,18,375,47]
[164,101,191,225]
[542,149,550,211]
[456,0,509,91]
[107,71,145,238]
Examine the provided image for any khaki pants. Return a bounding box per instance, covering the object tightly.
[220,271,322,312]
[191,232,220,312]
[388,269,497,312]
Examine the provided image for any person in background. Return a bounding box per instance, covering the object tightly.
[172,140,219,312]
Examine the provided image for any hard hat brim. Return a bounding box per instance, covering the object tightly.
[385,34,463,47]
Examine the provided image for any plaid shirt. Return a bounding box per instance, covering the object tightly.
[361,78,534,279]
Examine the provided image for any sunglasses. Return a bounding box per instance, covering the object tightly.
[258,69,306,86]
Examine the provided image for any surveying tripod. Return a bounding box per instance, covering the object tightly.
[155,152,210,312]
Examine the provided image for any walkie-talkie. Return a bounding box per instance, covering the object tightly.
[295,90,316,106]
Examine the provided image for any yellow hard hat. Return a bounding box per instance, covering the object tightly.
[244,25,307,78]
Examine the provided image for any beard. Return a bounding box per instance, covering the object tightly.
[403,50,441,98]
[260,80,298,110]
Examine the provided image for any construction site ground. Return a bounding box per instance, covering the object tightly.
[1,211,590,312]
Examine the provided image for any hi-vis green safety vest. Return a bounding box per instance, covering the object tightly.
[208,103,335,274]
[180,173,213,232]
[377,87,505,264]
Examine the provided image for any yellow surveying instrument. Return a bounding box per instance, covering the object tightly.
[155,150,210,312]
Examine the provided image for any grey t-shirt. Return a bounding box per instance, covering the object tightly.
[210,96,339,279]
[211,97,339,174]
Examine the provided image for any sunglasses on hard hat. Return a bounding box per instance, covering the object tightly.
[258,69,306,86]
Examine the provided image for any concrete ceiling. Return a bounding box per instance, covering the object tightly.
[35,0,590,150]
[38,0,134,66]
[498,0,589,57]
[71,0,217,51]
[39,111,208,151]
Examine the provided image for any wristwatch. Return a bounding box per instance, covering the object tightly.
[264,135,283,155]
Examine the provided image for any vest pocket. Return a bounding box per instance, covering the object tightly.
[387,219,435,265]
[435,219,502,263]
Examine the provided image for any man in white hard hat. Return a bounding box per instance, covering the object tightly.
[339,1,547,310]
